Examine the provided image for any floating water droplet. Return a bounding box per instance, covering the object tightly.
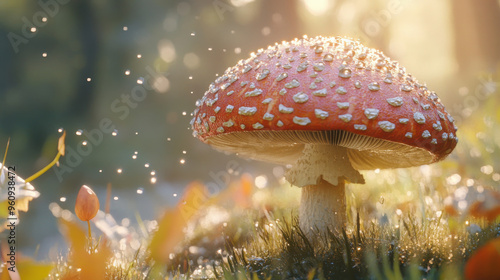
[338,68,352,78]
[125,70,130,75]
[117,168,123,174]
[58,128,63,133]
[113,196,119,201]
[137,54,142,58]
[82,140,88,146]
[314,46,324,54]
[180,159,186,164]
[137,188,144,194]
[42,52,47,58]
[355,81,362,89]
[60,197,66,202]
[112,130,118,136]
[190,32,195,36]
[145,163,150,168]
[76,129,83,136]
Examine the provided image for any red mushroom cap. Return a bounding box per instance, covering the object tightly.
[191,36,458,170]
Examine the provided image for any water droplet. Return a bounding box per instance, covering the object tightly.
[42,52,47,58]
[112,130,118,136]
[60,197,66,202]
[338,68,352,78]
[137,188,144,194]
[315,46,324,54]
[323,53,334,62]
[114,196,119,201]
[76,129,83,136]
[368,82,380,91]
[125,69,131,75]
[117,168,123,174]
[355,81,362,89]
[313,63,325,71]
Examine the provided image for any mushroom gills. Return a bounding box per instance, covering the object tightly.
[285,144,365,187]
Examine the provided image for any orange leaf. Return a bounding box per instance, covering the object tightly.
[149,182,209,263]
[59,219,112,280]
[465,238,500,280]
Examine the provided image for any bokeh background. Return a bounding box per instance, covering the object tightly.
[0,0,499,258]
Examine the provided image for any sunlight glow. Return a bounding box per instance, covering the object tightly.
[301,0,332,16]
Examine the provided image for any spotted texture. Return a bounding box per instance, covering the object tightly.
[191,36,458,166]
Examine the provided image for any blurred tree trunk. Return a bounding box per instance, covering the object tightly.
[451,0,500,78]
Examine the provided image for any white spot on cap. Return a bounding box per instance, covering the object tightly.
[378,121,395,132]
[309,82,317,89]
[386,97,404,107]
[227,90,234,96]
[297,62,308,72]
[214,106,221,113]
[209,116,216,123]
[315,109,329,119]
[242,64,252,73]
[293,116,311,126]
[433,121,442,131]
[354,124,367,131]
[399,118,409,124]
[422,130,431,138]
[279,104,294,114]
[285,79,300,88]
[262,98,273,104]
[368,82,380,91]
[405,132,413,138]
[364,108,379,119]
[336,87,347,95]
[245,88,263,97]
[263,113,274,120]
[447,114,454,123]
[442,132,448,141]
[337,102,349,109]
[252,122,264,129]
[238,106,258,116]
[338,114,351,123]
[277,120,284,127]
[421,103,431,110]
[431,138,437,144]
[226,105,234,112]
[312,88,327,97]
[223,120,234,127]
[240,124,246,129]
[414,112,426,124]
[256,69,270,80]
[401,84,413,92]
[216,127,224,133]
[293,92,309,103]
[276,73,288,81]
[329,81,336,88]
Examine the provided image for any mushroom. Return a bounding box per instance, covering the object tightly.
[191,36,458,238]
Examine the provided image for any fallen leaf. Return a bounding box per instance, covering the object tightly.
[465,238,500,280]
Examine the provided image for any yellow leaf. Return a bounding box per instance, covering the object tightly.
[58,131,66,156]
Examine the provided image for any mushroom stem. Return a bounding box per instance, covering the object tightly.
[285,144,365,238]
[300,178,346,237]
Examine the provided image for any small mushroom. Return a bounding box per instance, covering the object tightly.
[191,36,458,238]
